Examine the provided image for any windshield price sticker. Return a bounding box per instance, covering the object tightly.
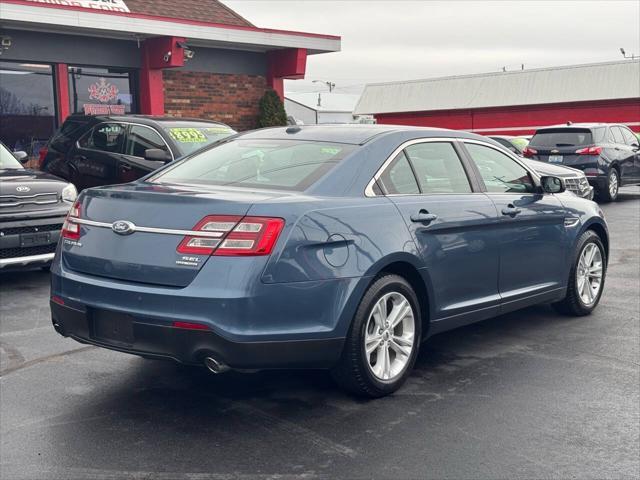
[169,128,207,143]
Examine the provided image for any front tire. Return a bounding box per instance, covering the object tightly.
[331,274,421,398]
[553,230,606,316]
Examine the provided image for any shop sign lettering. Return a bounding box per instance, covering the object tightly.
[23,0,130,13]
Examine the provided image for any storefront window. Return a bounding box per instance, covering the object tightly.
[68,66,136,116]
[0,62,56,162]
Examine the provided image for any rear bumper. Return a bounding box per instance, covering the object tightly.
[587,175,608,191]
[50,300,343,368]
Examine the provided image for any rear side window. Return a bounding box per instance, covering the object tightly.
[404,142,471,193]
[610,127,625,145]
[377,152,420,195]
[465,143,535,194]
[78,123,125,153]
[50,119,90,152]
[124,126,170,158]
[530,129,593,148]
[150,139,355,191]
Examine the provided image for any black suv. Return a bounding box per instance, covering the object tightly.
[523,123,640,201]
[41,115,236,191]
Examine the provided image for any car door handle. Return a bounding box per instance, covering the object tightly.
[501,205,522,217]
[410,210,438,224]
[120,163,132,171]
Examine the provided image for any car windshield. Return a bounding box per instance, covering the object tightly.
[529,128,593,148]
[0,143,23,170]
[150,139,356,191]
[160,122,237,156]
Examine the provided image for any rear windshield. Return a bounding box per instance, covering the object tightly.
[150,139,356,191]
[530,128,593,148]
[160,122,236,156]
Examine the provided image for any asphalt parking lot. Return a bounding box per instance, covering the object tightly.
[1,188,639,480]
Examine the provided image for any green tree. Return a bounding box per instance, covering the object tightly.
[258,90,287,128]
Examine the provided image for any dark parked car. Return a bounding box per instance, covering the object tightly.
[0,142,76,270]
[41,115,236,191]
[523,123,640,201]
[51,126,609,397]
[521,159,594,200]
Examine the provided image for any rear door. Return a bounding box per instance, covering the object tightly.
[119,124,173,183]
[72,122,126,190]
[376,139,501,326]
[461,141,567,308]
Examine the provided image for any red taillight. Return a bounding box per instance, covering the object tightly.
[51,295,65,306]
[177,215,285,257]
[61,201,81,240]
[38,146,48,169]
[172,321,210,331]
[575,146,602,155]
[522,146,537,158]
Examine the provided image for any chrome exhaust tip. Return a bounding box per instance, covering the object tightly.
[204,356,230,374]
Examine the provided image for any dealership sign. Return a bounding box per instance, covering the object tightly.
[23,0,130,13]
[84,77,126,115]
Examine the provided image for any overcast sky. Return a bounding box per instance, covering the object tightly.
[223,0,640,95]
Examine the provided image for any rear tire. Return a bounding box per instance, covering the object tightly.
[598,168,619,202]
[553,230,606,316]
[331,274,421,398]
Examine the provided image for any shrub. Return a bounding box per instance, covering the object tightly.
[258,90,287,128]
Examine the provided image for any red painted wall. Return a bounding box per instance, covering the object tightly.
[375,99,640,134]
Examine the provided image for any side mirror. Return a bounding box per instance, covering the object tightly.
[541,175,565,194]
[144,148,171,163]
[13,151,28,164]
[631,142,639,150]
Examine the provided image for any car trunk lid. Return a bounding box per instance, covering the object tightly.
[62,182,287,287]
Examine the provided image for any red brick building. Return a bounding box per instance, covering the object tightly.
[0,0,340,158]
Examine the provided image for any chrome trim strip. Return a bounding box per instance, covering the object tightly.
[0,199,59,207]
[0,253,55,268]
[72,218,225,238]
[0,192,58,200]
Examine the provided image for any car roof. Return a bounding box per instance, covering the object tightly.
[236,124,476,145]
[535,123,618,131]
[66,114,232,128]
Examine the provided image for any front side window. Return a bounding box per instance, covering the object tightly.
[465,143,535,194]
[0,143,23,169]
[78,123,125,153]
[377,152,420,195]
[150,139,355,191]
[404,142,471,194]
[124,126,169,158]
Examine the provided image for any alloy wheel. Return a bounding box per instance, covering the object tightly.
[576,243,603,306]
[364,292,415,381]
[609,170,619,199]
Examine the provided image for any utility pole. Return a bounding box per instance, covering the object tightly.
[313,80,335,92]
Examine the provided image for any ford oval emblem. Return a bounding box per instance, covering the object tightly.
[16,186,30,193]
[112,220,136,236]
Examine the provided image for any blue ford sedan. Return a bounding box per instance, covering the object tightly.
[50,125,609,397]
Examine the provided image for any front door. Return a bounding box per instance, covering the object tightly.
[376,140,501,329]
[462,141,567,309]
[119,124,172,183]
